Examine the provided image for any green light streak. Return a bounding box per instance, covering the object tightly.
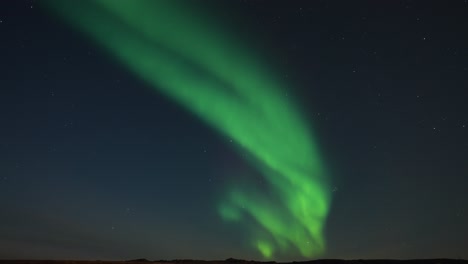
[257,240,274,259]
[43,0,332,259]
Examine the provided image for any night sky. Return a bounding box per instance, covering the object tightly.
[1,0,468,261]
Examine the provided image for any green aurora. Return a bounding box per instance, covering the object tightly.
[44,0,332,259]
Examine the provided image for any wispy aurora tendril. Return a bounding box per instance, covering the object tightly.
[44,0,332,259]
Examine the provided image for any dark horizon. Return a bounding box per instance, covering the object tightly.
[1,257,468,263]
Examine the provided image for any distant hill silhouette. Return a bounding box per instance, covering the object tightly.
[0,259,466,264]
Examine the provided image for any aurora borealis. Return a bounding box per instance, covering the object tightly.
[2,0,468,261]
[43,0,331,259]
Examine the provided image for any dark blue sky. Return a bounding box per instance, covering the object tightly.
[1,0,467,261]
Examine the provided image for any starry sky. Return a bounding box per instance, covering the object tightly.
[1,0,468,261]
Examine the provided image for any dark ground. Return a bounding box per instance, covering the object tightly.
[1,258,467,264]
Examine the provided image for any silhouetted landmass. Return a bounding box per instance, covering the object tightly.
[0,259,467,264]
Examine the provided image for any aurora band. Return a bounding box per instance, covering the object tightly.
[44,0,332,259]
